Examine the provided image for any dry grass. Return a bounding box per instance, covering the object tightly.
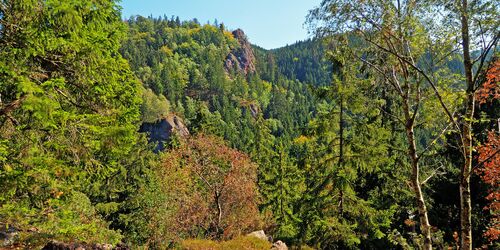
[180,236,272,250]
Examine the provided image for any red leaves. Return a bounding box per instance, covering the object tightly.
[476,131,500,242]
[475,59,500,242]
[476,60,500,105]
[477,132,500,185]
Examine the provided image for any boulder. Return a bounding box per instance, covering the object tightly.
[246,230,268,241]
[271,240,288,250]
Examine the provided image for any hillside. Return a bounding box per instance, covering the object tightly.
[255,39,333,86]
[1,1,498,250]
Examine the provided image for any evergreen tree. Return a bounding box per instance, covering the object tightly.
[0,0,155,245]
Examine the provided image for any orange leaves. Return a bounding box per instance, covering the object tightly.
[476,131,500,242]
[159,134,261,241]
[474,59,500,242]
[477,131,500,186]
[476,60,500,105]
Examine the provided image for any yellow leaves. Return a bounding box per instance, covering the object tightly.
[294,135,310,144]
[261,80,272,93]
[135,32,150,40]
[160,45,174,57]
[187,27,201,35]
[223,30,235,41]
[3,164,12,172]
[181,236,272,250]
[52,190,64,199]
[202,24,218,33]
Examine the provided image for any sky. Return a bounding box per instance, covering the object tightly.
[120,0,322,49]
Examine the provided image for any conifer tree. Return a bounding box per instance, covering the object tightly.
[0,0,154,245]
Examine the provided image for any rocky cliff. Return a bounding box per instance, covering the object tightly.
[225,29,256,75]
[139,114,189,152]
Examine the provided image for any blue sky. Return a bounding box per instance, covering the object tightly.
[119,0,322,49]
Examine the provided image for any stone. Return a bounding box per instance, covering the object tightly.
[271,240,288,250]
[0,224,19,247]
[139,114,189,152]
[225,29,256,75]
[246,230,268,241]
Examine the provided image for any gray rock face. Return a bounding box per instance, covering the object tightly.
[225,29,256,75]
[139,114,189,152]
[247,230,288,249]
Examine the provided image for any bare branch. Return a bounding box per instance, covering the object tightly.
[418,121,453,161]
[472,34,499,89]
[421,165,445,186]
[0,95,26,117]
[362,36,461,134]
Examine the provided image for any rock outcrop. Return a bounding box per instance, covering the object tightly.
[225,29,256,75]
[247,230,288,250]
[139,114,189,152]
[248,103,260,118]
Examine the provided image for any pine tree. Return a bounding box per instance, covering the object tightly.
[0,0,154,245]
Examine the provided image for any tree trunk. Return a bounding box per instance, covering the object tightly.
[215,190,223,237]
[280,148,284,217]
[338,95,344,216]
[406,123,433,250]
[460,0,474,249]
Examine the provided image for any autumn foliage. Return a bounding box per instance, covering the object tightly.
[152,134,262,244]
[475,59,500,242]
[476,59,500,105]
[476,131,500,242]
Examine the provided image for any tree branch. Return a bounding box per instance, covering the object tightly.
[466,148,500,179]
[362,35,461,134]
[472,34,499,89]
[421,165,445,186]
[418,121,453,161]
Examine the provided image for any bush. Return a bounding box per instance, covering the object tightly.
[147,134,262,245]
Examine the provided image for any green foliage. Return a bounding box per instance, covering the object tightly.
[0,0,156,246]
[258,140,305,241]
[121,16,316,151]
[41,192,123,244]
[2,0,494,248]
[254,39,333,86]
[140,87,170,123]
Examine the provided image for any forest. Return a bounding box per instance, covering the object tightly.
[0,0,498,249]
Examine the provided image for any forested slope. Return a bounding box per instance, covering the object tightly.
[0,1,498,249]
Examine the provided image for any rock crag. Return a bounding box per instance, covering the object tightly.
[225,29,256,75]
